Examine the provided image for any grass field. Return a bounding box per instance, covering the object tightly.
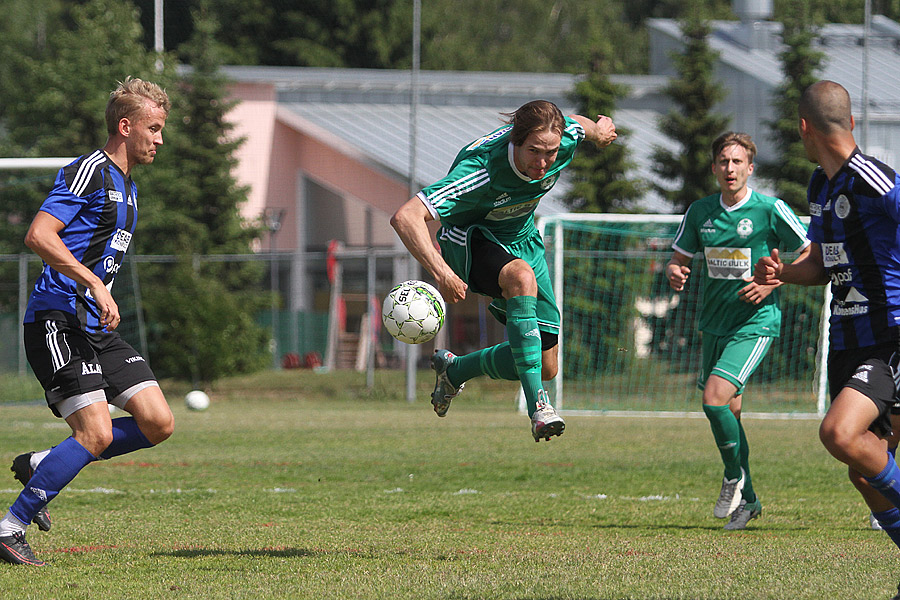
[1,369,897,600]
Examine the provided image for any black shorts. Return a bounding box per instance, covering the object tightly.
[24,316,157,418]
[828,343,900,436]
[468,229,558,351]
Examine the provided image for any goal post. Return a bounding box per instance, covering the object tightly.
[516,213,829,418]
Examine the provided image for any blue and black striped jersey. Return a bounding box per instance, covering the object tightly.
[807,148,900,350]
[24,150,138,333]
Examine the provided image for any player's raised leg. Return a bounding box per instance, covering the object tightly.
[430,349,465,417]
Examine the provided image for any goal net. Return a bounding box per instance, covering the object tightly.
[531,214,828,417]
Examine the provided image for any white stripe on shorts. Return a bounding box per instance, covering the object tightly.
[736,336,772,384]
[44,320,70,373]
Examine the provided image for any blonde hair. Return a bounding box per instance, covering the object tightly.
[105,77,170,135]
[711,131,757,164]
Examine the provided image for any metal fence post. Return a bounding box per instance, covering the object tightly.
[18,254,28,376]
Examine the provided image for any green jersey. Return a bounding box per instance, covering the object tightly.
[672,189,809,337]
[418,117,585,245]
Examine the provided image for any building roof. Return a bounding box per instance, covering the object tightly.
[649,15,900,119]
[223,66,675,214]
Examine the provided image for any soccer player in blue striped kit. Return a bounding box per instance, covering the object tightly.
[755,80,900,599]
[0,78,174,566]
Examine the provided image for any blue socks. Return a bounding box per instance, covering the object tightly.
[7,417,155,526]
[865,452,900,509]
[100,417,153,460]
[873,507,900,550]
[9,437,95,526]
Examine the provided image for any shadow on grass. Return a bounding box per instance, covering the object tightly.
[589,522,810,532]
[155,547,368,559]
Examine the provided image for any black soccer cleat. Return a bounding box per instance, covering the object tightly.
[0,531,46,566]
[10,453,52,532]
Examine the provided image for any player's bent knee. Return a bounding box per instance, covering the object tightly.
[145,410,175,445]
[499,261,537,297]
[819,419,856,459]
[77,429,115,457]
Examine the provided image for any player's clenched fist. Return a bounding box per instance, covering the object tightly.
[666,262,691,292]
[754,248,783,285]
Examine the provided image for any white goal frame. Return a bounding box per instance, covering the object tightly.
[515,213,830,419]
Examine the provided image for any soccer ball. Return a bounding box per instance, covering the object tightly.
[382,280,445,344]
[185,390,210,411]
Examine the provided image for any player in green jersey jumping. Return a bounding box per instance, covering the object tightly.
[391,100,617,442]
[666,132,810,529]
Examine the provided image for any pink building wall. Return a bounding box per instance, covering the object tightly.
[226,80,409,252]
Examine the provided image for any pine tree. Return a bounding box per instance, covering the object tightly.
[759,3,824,216]
[138,3,270,382]
[565,52,645,213]
[651,16,730,213]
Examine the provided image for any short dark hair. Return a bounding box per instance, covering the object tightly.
[711,131,757,164]
[502,100,565,147]
[798,80,852,135]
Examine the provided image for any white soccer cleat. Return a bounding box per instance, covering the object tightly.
[713,468,745,519]
[531,392,565,442]
[871,513,884,531]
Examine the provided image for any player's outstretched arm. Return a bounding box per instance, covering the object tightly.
[569,114,617,147]
[25,211,121,330]
[754,245,827,287]
[390,197,467,303]
[740,245,813,304]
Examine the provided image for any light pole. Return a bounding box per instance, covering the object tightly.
[265,208,286,369]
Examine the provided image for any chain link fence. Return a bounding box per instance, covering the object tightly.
[0,249,443,385]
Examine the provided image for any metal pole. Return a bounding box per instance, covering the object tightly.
[408,0,420,200]
[154,0,164,72]
[18,254,28,376]
[816,284,832,416]
[861,0,871,149]
[266,209,285,370]
[367,251,376,389]
[129,255,150,361]
[271,243,279,369]
[405,0,422,404]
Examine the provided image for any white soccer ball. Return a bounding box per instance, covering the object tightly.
[382,280,445,344]
[185,390,210,411]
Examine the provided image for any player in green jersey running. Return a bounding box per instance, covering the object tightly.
[666,132,810,529]
[391,100,617,441]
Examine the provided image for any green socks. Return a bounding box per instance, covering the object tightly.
[505,296,543,416]
[451,342,519,383]
[737,420,756,503]
[443,295,543,416]
[702,403,743,481]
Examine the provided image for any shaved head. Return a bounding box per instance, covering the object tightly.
[798,80,853,135]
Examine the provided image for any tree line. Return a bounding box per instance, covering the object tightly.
[0,0,873,380]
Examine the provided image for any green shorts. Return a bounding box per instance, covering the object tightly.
[437,224,560,336]
[698,331,773,395]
